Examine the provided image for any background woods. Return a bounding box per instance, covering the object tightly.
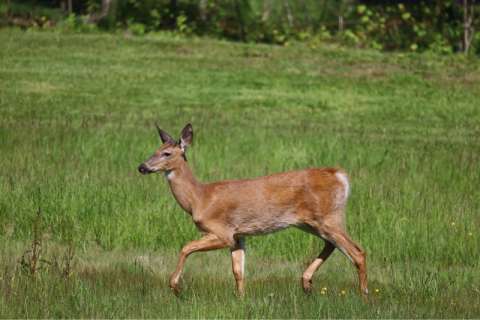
[1,0,479,54]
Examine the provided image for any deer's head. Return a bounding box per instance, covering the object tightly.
[138,123,193,175]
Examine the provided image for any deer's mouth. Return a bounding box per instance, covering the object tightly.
[138,163,157,175]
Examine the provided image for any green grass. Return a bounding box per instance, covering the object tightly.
[1,29,480,318]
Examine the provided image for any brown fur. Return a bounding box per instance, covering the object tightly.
[139,124,368,297]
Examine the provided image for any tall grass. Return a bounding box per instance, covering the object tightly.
[0,29,479,318]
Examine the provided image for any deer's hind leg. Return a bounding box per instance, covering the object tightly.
[322,227,368,295]
[310,214,368,296]
[302,240,335,293]
[300,213,368,296]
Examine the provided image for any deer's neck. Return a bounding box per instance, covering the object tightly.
[165,161,202,214]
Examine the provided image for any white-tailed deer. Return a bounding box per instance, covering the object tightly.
[138,124,368,296]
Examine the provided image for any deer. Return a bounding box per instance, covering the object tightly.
[138,123,368,297]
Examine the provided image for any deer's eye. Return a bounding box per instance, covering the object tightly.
[162,152,172,157]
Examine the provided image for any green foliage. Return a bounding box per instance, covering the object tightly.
[475,32,480,54]
[126,19,146,36]
[3,1,63,21]
[0,1,62,29]
[56,13,98,33]
[3,0,480,53]
[56,13,76,31]
[348,1,465,52]
[176,14,191,35]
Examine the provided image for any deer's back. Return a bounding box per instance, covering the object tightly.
[199,167,348,235]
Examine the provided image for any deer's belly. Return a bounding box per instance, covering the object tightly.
[231,209,299,235]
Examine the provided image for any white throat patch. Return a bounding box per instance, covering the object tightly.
[165,170,175,180]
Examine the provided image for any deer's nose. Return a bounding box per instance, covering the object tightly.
[138,163,149,175]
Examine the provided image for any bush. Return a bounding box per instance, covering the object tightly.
[3,0,479,54]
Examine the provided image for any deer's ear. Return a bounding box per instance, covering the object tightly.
[179,123,193,151]
[155,124,175,144]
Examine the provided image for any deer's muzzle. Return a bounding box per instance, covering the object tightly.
[138,163,152,175]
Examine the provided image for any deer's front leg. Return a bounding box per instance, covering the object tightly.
[170,233,228,295]
[231,237,246,297]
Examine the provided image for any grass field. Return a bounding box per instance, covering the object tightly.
[0,29,479,318]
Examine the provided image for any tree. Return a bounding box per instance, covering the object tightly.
[87,0,113,24]
[462,0,475,53]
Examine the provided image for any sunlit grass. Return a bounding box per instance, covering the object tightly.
[0,29,479,318]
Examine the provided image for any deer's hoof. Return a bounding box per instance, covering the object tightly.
[169,276,181,296]
[302,277,312,294]
[169,282,181,296]
[170,286,181,296]
[236,289,245,299]
[361,288,369,302]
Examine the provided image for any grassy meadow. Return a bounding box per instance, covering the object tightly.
[0,29,479,318]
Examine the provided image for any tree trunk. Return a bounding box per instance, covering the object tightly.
[463,0,475,54]
[170,0,178,28]
[235,0,246,41]
[88,0,113,23]
[283,0,294,27]
[6,0,11,18]
[199,0,208,22]
[262,0,272,22]
[299,0,310,28]
[338,0,348,33]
